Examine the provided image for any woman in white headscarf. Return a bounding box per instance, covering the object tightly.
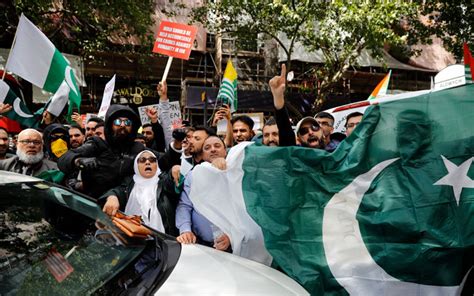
[101,150,179,236]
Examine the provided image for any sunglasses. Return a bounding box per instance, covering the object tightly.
[113,118,132,126]
[137,156,157,164]
[299,124,320,136]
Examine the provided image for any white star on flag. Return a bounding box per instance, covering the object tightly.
[434,155,474,206]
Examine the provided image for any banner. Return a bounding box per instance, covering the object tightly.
[152,21,198,60]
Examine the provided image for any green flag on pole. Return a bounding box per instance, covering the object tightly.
[190,84,474,295]
[5,14,81,117]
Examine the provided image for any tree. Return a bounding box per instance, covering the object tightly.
[191,0,319,74]
[0,0,156,56]
[302,1,429,109]
[188,1,430,110]
[421,0,473,60]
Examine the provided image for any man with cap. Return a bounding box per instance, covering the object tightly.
[58,105,145,199]
[269,64,325,149]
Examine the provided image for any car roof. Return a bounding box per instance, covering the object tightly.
[0,171,41,184]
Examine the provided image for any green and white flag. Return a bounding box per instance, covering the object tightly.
[216,59,238,113]
[191,84,474,295]
[0,80,37,127]
[5,14,81,116]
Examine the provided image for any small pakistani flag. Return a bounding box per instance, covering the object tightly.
[464,43,473,84]
[5,14,81,117]
[0,80,37,127]
[216,59,238,113]
[190,83,474,294]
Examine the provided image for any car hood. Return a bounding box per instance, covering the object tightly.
[157,244,308,295]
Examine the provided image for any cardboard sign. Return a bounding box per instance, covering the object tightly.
[98,75,116,118]
[138,101,182,128]
[153,21,198,60]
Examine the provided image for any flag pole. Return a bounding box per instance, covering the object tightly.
[161,56,173,83]
[2,15,21,81]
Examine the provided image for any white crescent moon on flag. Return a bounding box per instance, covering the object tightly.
[13,97,33,118]
[322,157,467,295]
[64,66,79,96]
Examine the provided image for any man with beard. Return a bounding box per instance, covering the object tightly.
[262,117,279,147]
[0,127,13,159]
[269,64,325,149]
[69,124,85,149]
[94,122,106,140]
[170,126,214,187]
[176,135,231,251]
[231,115,255,144]
[295,117,325,149]
[58,105,145,199]
[0,128,57,176]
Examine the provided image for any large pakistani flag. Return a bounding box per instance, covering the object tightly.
[0,80,37,127]
[5,14,81,116]
[216,59,238,113]
[191,84,474,295]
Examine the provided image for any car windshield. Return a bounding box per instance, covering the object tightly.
[0,180,147,295]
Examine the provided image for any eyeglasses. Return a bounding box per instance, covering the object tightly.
[298,124,320,136]
[19,140,42,146]
[113,118,132,127]
[346,122,360,128]
[137,156,157,164]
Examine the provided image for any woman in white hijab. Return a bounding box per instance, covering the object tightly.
[101,150,179,236]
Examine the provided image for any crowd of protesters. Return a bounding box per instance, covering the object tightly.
[0,65,363,254]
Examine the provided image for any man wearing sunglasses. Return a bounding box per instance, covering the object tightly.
[295,117,325,149]
[269,64,325,149]
[58,105,145,199]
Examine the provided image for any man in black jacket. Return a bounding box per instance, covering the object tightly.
[58,105,146,199]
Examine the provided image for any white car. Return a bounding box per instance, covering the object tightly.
[0,171,308,295]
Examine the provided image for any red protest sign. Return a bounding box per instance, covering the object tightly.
[153,21,198,60]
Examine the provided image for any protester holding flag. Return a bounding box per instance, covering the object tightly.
[176,135,231,251]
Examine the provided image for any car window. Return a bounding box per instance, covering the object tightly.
[0,181,147,295]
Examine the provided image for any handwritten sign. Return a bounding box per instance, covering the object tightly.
[153,21,198,60]
[138,101,182,128]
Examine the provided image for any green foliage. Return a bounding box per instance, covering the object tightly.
[2,0,156,56]
[188,1,430,109]
[302,1,427,108]
[421,1,473,60]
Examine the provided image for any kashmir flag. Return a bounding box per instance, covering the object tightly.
[5,14,81,117]
[190,83,474,295]
[0,80,37,127]
[464,43,473,84]
[216,59,238,113]
[368,70,391,100]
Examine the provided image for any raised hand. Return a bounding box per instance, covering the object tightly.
[145,106,158,124]
[269,64,286,110]
[157,81,168,100]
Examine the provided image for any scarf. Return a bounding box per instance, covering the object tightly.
[125,150,165,233]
